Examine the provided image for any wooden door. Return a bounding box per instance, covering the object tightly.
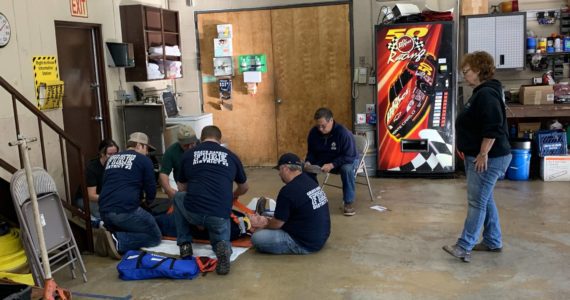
[55,22,110,197]
[197,3,351,166]
[197,11,278,166]
[271,4,351,159]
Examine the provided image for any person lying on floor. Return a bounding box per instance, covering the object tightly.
[251,153,331,254]
[98,132,162,259]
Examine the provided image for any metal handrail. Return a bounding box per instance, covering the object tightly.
[0,75,93,252]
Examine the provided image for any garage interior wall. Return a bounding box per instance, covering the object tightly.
[0,0,566,181]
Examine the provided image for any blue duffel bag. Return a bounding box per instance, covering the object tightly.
[117,250,200,280]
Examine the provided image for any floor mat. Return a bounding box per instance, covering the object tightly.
[142,240,249,262]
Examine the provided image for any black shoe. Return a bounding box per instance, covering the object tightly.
[179,243,193,259]
[442,244,471,263]
[214,241,231,275]
[473,243,502,252]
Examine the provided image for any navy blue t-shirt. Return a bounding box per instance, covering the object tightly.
[275,173,331,252]
[179,141,247,218]
[98,150,156,214]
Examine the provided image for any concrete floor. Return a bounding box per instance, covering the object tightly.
[56,167,570,300]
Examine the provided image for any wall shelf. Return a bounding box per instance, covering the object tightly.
[120,5,182,82]
[507,103,570,118]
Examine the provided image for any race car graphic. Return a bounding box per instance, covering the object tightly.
[385,54,436,139]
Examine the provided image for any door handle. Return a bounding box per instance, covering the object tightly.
[90,83,100,88]
[276,98,283,104]
[92,116,103,121]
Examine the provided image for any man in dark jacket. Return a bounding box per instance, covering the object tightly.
[305,107,358,216]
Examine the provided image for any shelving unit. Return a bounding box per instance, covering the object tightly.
[507,103,570,118]
[120,5,182,82]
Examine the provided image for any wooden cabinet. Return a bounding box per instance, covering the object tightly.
[120,5,182,82]
[122,104,165,155]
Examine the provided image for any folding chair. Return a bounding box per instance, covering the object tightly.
[321,134,374,202]
[10,167,87,287]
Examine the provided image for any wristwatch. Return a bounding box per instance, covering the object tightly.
[478,152,488,157]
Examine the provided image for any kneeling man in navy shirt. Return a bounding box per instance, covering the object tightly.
[174,125,249,275]
[252,153,331,254]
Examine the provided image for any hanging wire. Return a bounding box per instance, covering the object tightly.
[376,6,394,24]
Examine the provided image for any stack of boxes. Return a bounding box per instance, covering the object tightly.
[537,130,570,181]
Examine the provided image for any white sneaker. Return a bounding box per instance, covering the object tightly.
[103,230,122,260]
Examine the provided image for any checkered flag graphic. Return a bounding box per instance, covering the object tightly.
[413,36,424,50]
[388,129,454,173]
[387,37,398,51]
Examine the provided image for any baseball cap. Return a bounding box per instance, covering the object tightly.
[273,153,303,169]
[128,132,156,152]
[177,125,197,145]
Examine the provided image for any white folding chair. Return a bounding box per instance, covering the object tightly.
[321,134,374,202]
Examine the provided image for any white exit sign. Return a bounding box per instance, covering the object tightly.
[70,0,88,18]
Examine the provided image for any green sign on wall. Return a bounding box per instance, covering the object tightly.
[238,54,267,73]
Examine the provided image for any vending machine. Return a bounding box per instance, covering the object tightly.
[375,21,455,176]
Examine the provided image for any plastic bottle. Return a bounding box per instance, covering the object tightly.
[509,124,518,139]
[564,36,570,52]
[555,36,562,52]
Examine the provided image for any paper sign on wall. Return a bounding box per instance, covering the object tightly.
[33,56,65,110]
[238,54,267,73]
[70,0,88,18]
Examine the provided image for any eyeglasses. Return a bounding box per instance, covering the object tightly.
[462,68,471,75]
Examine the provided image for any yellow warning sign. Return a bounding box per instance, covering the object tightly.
[32,56,64,110]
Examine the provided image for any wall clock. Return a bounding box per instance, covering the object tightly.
[0,13,11,48]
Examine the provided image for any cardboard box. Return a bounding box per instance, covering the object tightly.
[461,0,488,16]
[519,85,554,105]
[541,155,570,181]
[517,122,541,138]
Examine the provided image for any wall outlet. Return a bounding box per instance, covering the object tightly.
[115,89,128,101]
[368,76,376,85]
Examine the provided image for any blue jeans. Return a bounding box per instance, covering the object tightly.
[251,229,311,254]
[338,160,359,204]
[101,207,162,253]
[173,192,231,250]
[307,159,359,204]
[457,154,512,251]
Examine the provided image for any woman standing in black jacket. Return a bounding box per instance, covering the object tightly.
[443,51,512,262]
